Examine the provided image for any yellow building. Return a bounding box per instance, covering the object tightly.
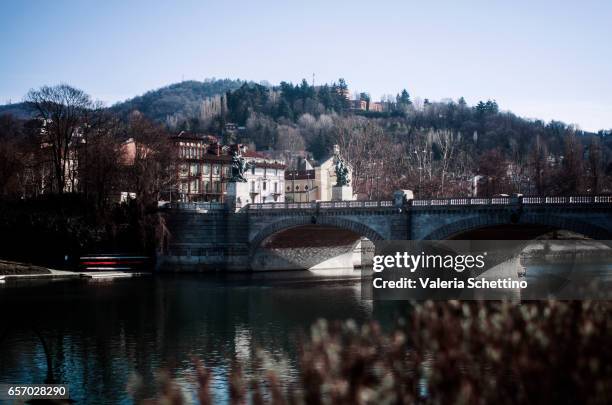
[285,146,353,202]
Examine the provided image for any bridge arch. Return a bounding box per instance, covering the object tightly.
[248,215,385,264]
[422,214,612,240]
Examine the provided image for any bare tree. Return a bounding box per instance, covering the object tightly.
[587,137,603,195]
[276,125,305,151]
[246,113,278,150]
[408,132,434,194]
[79,111,123,211]
[26,84,95,193]
[432,129,458,196]
[528,135,549,195]
[0,115,31,197]
[560,132,584,195]
[198,94,227,127]
[477,149,510,196]
[123,112,176,209]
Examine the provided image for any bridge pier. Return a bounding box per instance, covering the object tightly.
[461,256,523,300]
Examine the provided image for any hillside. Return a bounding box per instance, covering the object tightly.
[0,77,610,198]
[110,79,245,124]
[0,103,33,120]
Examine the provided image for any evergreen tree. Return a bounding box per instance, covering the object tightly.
[398,89,411,105]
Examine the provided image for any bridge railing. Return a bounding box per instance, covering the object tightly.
[522,196,612,204]
[410,195,612,207]
[167,195,612,212]
[164,201,227,211]
[248,200,394,210]
[411,197,511,206]
[247,196,612,210]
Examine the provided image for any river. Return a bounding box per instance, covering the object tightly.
[1,261,611,404]
[0,275,404,404]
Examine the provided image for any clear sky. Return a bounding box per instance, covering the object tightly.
[1,0,610,131]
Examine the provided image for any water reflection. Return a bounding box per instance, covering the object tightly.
[5,262,605,403]
[0,276,381,404]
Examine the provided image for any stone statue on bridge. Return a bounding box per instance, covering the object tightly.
[334,154,350,187]
[230,148,253,182]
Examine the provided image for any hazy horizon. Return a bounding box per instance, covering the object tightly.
[1,0,611,131]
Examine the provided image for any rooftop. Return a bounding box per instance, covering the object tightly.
[285,169,316,180]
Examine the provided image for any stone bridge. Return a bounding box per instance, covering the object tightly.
[158,196,612,272]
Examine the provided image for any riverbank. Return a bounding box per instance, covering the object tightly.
[0,260,80,283]
[0,259,150,282]
[0,259,53,275]
[0,195,161,269]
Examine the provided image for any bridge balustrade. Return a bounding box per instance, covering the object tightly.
[248,200,394,210]
[411,197,510,206]
[241,196,612,211]
[522,196,612,204]
[167,202,226,211]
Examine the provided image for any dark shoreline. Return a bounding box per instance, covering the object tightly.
[0,259,53,275]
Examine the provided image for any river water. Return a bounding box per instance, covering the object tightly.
[1,262,611,404]
[0,275,404,404]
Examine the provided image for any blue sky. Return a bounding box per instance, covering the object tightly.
[1,0,611,131]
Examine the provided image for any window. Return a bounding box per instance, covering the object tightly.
[251,181,255,192]
[274,182,278,193]
[286,186,290,191]
[190,163,198,176]
[251,165,255,175]
[223,165,231,177]
[263,182,266,191]
[203,164,210,175]
[213,164,220,175]
[203,180,211,192]
[190,180,199,193]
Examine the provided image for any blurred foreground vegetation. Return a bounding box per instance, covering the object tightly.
[138,300,611,404]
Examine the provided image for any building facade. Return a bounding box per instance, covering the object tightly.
[172,133,286,203]
[285,169,317,202]
[285,145,353,202]
[172,132,232,202]
[243,150,286,204]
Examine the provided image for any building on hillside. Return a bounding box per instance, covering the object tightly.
[285,145,353,202]
[225,123,238,133]
[368,101,384,112]
[350,99,367,111]
[348,99,385,113]
[119,138,137,166]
